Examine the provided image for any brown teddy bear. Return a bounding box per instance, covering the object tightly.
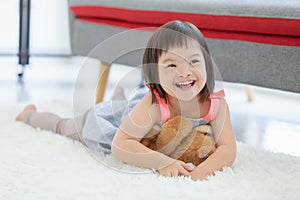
[140,116,216,166]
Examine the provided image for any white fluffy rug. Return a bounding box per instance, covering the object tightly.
[1,102,299,200]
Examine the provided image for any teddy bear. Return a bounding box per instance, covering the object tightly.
[140,115,216,166]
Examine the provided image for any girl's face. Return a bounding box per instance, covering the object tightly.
[158,41,207,101]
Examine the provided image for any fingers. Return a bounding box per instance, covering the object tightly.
[178,162,191,177]
[158,161,192,178]
[160,171,177,177]
[178,168,190,177]
[171,170,178,177]
[181,162,193,172]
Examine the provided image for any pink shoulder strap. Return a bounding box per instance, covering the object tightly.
[203,90,225,121]
[145,83,224,122]
[145,83,170,122]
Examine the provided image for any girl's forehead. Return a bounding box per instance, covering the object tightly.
[159,42,203,60]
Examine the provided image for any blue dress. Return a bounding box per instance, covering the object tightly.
[82,85,149,153]
[81,85,210,153]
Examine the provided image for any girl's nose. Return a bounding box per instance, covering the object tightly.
[177,63,192,78]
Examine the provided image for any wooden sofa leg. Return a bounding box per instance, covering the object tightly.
[245,85,255,102]
[96,63,111,103]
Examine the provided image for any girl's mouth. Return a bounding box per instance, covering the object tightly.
[175,80,195,89]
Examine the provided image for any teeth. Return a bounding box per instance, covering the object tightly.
[176,81,194,86]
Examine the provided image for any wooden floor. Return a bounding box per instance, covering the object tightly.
[1,56,299,157]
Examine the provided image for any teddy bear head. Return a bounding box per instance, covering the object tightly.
[140,116,216,166]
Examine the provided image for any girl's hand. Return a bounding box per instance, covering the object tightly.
[157,160,193,177]
[190,165,212,181]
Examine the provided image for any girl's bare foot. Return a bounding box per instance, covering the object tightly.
[112,86,126,100]
[16,104,37,121]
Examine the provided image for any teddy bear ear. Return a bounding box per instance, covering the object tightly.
[194,125,212,135]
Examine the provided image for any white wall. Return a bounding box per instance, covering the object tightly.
[0,0,71,55]
[0,0,19,54]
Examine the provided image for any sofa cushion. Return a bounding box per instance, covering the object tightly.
[70,0,300,46]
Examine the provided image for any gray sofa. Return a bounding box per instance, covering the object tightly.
[68,0,300,102]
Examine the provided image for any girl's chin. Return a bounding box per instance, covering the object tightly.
[171,90,200,101]
[177,95,198,102]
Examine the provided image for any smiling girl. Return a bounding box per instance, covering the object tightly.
[16,20,236,180]
[112,20,236,180]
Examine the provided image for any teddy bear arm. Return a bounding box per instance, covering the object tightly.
[176,127,216,166]
[177,135,205,166]
[140,124,161,150]
[155,116,193,153]
[196,135,217,159]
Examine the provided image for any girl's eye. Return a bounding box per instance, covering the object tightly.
[190,59,200,65]
[167,64,176,68]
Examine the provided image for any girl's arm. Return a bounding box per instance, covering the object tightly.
[111,93,191,175]
[190,99,236,180]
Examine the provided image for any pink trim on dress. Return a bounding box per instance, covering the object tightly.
[145,83,170,122]
[203,90,225,121]
[146,82,225,122]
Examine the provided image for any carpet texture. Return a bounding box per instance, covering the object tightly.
[1,102,299,200]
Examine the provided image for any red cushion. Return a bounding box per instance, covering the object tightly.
[70,5,300,46]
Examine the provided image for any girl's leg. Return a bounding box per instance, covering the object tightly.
[16,104,87,142]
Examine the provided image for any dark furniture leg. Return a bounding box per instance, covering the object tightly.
[18,0,30,83]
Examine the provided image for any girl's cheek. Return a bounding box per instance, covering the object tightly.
[196,66,207,81]
[158,66,166,84]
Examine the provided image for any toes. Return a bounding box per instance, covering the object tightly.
[16,104,36,121]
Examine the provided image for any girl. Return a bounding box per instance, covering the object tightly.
[16,20,236,180]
